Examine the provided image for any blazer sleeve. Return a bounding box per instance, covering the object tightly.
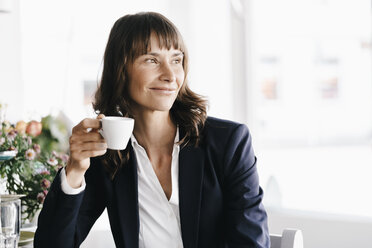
[222,124,270,248]
[34,158,107,248]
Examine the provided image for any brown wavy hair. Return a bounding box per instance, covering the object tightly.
[93,12,208,179]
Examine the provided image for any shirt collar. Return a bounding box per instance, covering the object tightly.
[130,126,180,147]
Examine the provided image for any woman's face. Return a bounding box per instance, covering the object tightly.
[127,35,185,115]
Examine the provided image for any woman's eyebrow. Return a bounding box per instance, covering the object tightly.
[145,52,184,57]
[173,52,184,57]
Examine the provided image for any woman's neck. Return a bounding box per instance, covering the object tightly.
[132,110,176,153]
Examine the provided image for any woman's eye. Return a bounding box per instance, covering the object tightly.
[173,58,182,64]
[146,58,157,63]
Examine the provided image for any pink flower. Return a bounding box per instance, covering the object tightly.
[7,130,17,141]
[25,149,36,160]
[27,137,32,145]
[54,164,63,171]
[33,144,41,154]
[40,170,50,176]
[37,192,45,204]
[52,151,58,157]
[60,154,69,163]
[0,137,5,146]
[40,179,51,189]
[26,121,42,137]
[47,157,58,166]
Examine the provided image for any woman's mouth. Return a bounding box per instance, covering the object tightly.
[149,87,177,94]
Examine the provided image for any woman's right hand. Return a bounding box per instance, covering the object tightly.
[65,115,107,188]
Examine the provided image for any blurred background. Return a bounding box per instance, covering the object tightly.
[1,0,372,247]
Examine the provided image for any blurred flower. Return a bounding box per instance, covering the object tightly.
[60,154,69,163]
[7,130,17,141]
[9,146,17,154]
[3,121,12,133]
[40,170,50,176]
[47,157,58,166]
[33,163,47,175]
[25,149,36,160]
[37,192,45,204]
[15,120,27,134]
[26,121,42,137]
[33,144,41,154]
[1,115,69,223]
[40,179,51,189]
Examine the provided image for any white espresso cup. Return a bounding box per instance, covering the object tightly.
[99,116,135,150]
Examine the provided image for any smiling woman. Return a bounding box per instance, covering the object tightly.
[34,12,270,248]
[92,12,207,179]
[127,37,185,113]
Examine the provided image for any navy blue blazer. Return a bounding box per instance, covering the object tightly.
[34,117,270,248]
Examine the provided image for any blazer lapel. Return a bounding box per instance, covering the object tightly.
[111,133,205,248]
[179,140,205,248]
[114,145,139,248]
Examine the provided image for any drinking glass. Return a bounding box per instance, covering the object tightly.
[0,198,21,248]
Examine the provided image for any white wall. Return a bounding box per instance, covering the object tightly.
[172,0,234,121]
[1,0,235,125]
[18,0,172,124]
[0,0,23,123]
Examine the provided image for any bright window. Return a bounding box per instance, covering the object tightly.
[250,0,372,217]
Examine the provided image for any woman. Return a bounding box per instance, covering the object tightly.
[34,12,270,248]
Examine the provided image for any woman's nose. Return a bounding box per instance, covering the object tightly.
[159,62,176,82]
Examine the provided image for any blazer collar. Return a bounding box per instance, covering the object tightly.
[114,146,140,248]
[178,127,205,248]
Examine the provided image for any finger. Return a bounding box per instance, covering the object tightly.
[92,114,106,132]
[73,118,101,133]
[70,149,107,161]
[69,132,105,144]
[70,142,107,152]
[80,150,107,158]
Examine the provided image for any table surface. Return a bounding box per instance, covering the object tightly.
[19,226,36,248]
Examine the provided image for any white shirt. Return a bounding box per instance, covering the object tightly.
[132,129,183,248]
[60,128,183,248]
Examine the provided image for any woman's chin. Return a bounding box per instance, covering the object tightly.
[144,100,176,112]
[135,104,174,113]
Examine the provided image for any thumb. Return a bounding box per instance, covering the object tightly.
[97,114,105,120]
